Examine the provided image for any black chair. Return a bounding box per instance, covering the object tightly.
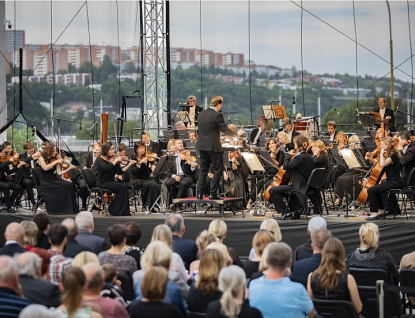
[187,312,206,318]
[383,167,415,220]
[30,167,46,213]
[400,269,415,313]
[80,168,113,216]
[116,270,135,302]
[312,299,357,318]
[349,268,390,286]
[320,165,338,214]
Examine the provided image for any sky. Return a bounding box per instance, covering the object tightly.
[5,0,415,82]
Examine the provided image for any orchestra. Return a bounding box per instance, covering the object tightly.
[2,95,414,221]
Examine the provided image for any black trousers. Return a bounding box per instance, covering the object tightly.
[198,150,223,197]
[0,181,21,208]
[269,185,302,214]
[165,175,195,202]
[368,179,404,212]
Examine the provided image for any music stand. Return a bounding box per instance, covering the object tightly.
[176,111,190,123]
[359,112,381,127]
[273,105,286,119]
[150,155,175,213]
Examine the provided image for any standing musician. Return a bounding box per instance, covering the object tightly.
[365,137,404,220]
[141,132,160,156]
[375,97,395,132]
[165,139,197,202]
[283,117,301,143]
[129,141,161,212]
[246,138,283,210]
[268,135,314,220]
[37,143,79,215]
[95,142,136,216]
[196,95,238,200]
[182,95,203,129]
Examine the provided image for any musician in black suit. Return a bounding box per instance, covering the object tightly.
[269,135,314,219]
[375,97,395,132]
[0,146,23,213]
[165,139,197,201]
[183,95,203,129]
[17,141,39,209]
[141,132,160,156]
[81,142,101,173]
[249,117,268,146]
[283,117,301,143]
[327,121,338,142]
[196,95,237,200]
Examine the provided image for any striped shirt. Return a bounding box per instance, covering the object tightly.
[0,287,32,318]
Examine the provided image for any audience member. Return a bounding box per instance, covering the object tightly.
[128,267,184,318]
[16,252,61,308]
[61,218,91,258]
[133,241,187,316]
[30,247,52,278]
[52,267,102,318]
[293,216,327,263]
[0,255,32,317]
[101,263,127,306]
[122,221,144,270]
[151,224,188,282]
[46,223,73,284]
[75,211,108,254]
[187,249,226,313]
[346,223,398,285]
[249,219,282,260]
[98,224,137,274]
[20,220,38,249]
[0,222,27,256]
[72,251,100,267]
[205,242,233,266]
[209,219,243,268]
[19,304,55,318]
[308,237,362,315]
[82,263,129,318]
[206,265,262,318]
[189,230,219,278]
[244,230,276,279]
[249,242,315,318]
[33,212,51,250]
[165,214,198,270]
[291,229,332,287]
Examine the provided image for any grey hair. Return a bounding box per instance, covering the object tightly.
[165,214,183,234]
[16,252,42,277]
[75,211,94,230]
[308,216,327,233]
[267,242,292,271]
[218,265,246,318]
[187,95,196,101]
[61,218,78,238]
[19,304,55,318]
[0,256,17,283]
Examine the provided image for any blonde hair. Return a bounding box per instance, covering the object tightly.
[196,230,219,252]
[208,220,227,241]
[61,267,85,316]
[141,266,169,302]
[210,95,223,108]
[72,251,99,267]
[206,242,232,264]
[258,244,270,272]
[140,241,172,271]
[313,140,327,155]
[252,230,276,257]
[260,219,282,242]
[167,139,175,151]
[151,224,173,249]
[196,249,227,297]
[218,266,246,318]
[359,222,379,250]
[21,220,38,247]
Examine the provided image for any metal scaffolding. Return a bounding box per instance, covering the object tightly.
[141,0,168,137]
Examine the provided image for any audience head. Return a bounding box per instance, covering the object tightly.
[61,218,78,239]
[61,267,86,317]
[140,266,169,302]
[0,255,19,290]
[260,219,282,242]
[252,230,276,258]
[107,224,127,247]
[75,211,94,232]
[208,219,227,242]
[196,230,219,253]
[72,251,99,267]
[31,248,52,277]
[307,216,327,235]
[165,214,185,236]
[151,224,173,249]
[196,248,227,296]
[48,223,68,248]
[206,242,233,266]
[82,262,104,293]
[4,222,25,245]
[102,263,117,283]
[141,241,172,271]
[359,222,379,251]
[20,220,38,247]
[267,242,292,272]
[124,221,142,246]
[311,229,332,253]
[33,212,51,243]
[16,251,42,277]
[218,265,246,318]
[19,304,54,318]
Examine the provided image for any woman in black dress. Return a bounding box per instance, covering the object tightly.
[129,141,161,212]
[37,143,78,214]
[95,142,136,216]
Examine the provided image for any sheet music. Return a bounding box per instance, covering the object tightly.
[241,152,265,173]
[339,149,362,169]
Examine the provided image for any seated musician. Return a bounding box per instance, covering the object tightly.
[269,135,314,219]
[142,132,160,156]
[246,138,283,210]
[365,137,404,220]
[164,139,197,203]
[95,142,137,216]
[82,142,102,173]
[249,117,268,146]
[327,121,337,141]
[221,151,246,210]
[176,121,187,130]
[189,131,198,144]
[283,117,301,143]
[277,132,290,154]
[309,140,329,214]
[129,141,161,213]
[37,143,79,215]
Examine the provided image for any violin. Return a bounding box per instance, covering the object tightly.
[229,150,238,160]
[108,155,131,165]
[179,150,198,166]
[140,150,158,162]
[50,155,77,179]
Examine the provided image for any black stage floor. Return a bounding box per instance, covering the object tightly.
[1,204,415,265]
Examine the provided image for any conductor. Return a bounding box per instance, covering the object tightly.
[196,95,238,200]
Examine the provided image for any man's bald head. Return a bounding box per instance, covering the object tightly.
[5,222,25,244]
[61,218,78,239]
[82,262,104,292]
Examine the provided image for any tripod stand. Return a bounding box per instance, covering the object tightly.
[246,171,273,216]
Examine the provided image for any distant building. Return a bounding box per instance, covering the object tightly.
[5,30,25,66]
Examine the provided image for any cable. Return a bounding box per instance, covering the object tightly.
[199,0,203,107]
[116,0,122,113]
[85,0,96,144]
[248,1,253,125]
[300,1,305,115]
[353,1,359,121]
[407,1,414,121]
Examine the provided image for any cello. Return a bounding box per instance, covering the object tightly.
[263,166,291,203]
